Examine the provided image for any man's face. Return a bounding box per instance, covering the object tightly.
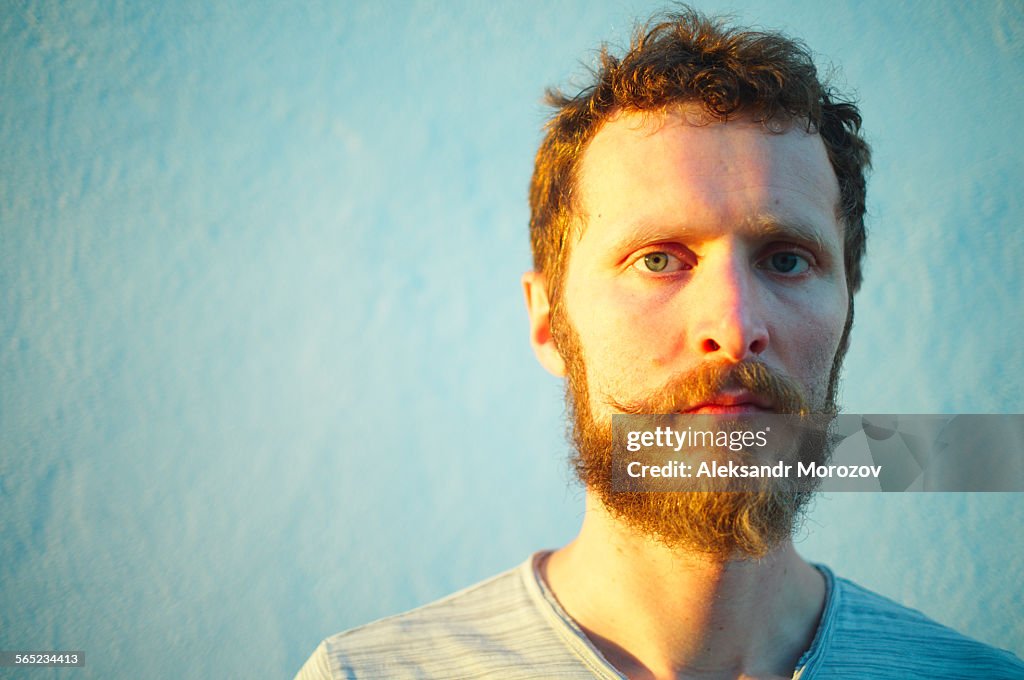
[541,108,849,558]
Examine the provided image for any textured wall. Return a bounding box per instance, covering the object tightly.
[2,1,1022,678]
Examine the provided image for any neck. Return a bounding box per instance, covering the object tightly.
[543,494,825,680]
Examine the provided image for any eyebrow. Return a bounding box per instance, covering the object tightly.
[609,214,838,258]
[746,215,836,254]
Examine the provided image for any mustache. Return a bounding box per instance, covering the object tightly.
[606,361,812,415]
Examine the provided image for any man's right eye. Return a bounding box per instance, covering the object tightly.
[634,251,688,273]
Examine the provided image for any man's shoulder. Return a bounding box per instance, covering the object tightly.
[327,560,530,643]
[806,568,1024,678]
[294,554,602,680]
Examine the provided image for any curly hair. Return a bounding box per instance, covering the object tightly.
[529,6,871,307]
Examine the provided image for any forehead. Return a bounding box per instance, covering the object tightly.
[574,109,842,248]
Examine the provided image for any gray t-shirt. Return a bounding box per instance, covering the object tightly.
[295,553,1023,679]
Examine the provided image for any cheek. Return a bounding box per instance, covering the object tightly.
[818,287,850,359]
[571,288,681,395]
[775,294,848,390]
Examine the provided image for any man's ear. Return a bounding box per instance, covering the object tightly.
[522,271,567,378]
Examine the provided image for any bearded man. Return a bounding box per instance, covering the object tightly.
[296,8,1024,679]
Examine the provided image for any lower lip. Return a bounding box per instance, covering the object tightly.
[684,404,770,415]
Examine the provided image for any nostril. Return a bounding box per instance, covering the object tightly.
[703,339,720,352]
[749,337,767,354]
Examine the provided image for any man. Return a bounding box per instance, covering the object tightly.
[297,8,1024,679]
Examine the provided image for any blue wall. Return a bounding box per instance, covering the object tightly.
[2,1,1022,677]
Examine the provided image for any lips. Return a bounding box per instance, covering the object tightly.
[680,391,773,415]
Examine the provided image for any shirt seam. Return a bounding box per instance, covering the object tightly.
[519,551,628,680]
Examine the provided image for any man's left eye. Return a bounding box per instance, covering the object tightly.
[763,251,810,275]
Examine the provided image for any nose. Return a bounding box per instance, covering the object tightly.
[687,251,769,362]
